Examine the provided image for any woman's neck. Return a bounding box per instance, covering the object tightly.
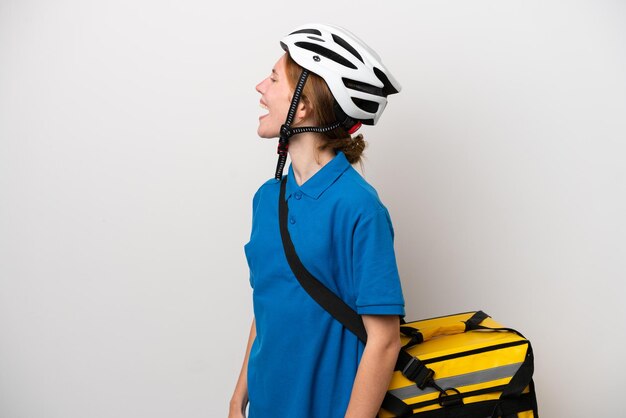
[287,132,336,187]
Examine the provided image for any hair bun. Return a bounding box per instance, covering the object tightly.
[342,134,366,165]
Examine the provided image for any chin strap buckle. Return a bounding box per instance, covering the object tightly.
[277,125,292,156]
[277,141,289,156]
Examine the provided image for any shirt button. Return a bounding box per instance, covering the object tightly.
[294,191,302,200]
[289,216,296,224]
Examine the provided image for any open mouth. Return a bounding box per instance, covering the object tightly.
[259,102,269,119]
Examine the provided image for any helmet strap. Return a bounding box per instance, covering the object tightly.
[274,69,309,180]
[273,70,357,180]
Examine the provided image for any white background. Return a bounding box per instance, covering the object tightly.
[1,1,625,417]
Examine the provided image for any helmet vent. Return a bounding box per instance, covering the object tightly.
[294,42,357,69]
[373,67,399,96]
[342,78,384,97]
[290,28,322,36]
[332,34,364,63]
[352,97,380,113]
[307,36,325,42]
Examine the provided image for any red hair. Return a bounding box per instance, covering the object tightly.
[284,54,366,165]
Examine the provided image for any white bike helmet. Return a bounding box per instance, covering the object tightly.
[273,23,401,180]
[280,23,401,126]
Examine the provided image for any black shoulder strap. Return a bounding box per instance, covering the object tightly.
[278,177,368,342]
[279,177,421,416]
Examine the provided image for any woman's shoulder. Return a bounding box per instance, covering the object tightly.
[336,167,388,216]
[250,178,280,211]
[255,177,281,194]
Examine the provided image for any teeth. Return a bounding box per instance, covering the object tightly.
[260,103,269,110]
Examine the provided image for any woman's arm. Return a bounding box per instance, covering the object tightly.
[344,314,401,418]
[229,318,256,418]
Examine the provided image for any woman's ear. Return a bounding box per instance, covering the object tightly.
[295,97,314,124]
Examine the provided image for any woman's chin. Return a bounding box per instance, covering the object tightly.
[257,127,279,139]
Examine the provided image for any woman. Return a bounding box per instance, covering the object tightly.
[230,23,405,418]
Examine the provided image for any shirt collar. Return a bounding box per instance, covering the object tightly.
[285,151,351,200]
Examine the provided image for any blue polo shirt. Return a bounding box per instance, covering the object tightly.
[244,151,405,418]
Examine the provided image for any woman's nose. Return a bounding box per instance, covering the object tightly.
[255,79,266,94]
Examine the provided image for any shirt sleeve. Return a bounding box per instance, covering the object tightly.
[245,185,263,289]
[353,207,405,316]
